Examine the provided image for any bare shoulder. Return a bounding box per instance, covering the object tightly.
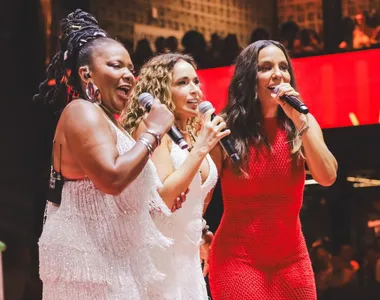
[62,100,103,124]
[61,100,114,139]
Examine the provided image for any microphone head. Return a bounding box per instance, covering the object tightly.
[138,92,154,108]
[198,101,214,115]
[178,139,189,150]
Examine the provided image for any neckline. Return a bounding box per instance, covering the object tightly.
[95,103,132,138]
[171,143,214,188]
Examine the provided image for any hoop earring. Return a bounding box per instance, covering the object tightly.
[85,81,95,100]
[94,88,102,104]
[85,82,102,104]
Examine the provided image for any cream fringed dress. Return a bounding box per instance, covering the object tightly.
[38,120,172,300]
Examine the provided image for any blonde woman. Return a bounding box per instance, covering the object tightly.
[123,53,229,299]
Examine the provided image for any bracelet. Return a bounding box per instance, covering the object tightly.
[202,218,210,236]
[138,137,153,157]
[201,218,213,244]
[298,122,310,137]
[144,129,161,146]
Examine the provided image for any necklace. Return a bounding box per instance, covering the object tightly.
[178,128,190,135]
[178,127,197,146]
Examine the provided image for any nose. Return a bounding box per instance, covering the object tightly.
[122,69,135,84]
[189,81,201,96]
[271,66,283,80]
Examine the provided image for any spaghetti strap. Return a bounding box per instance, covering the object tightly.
[59,144,63,176]
[51,141,63,177]
[47,141,65,206]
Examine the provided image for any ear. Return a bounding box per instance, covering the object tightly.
[78,65,91,82]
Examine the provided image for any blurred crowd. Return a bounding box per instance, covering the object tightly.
[311,243,380,300]
[309,197,380,300]
[339,11,380,51]
[119,9,380,74]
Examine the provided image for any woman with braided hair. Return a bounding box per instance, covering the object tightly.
[36,9,181,299]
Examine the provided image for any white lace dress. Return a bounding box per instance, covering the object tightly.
[39,121,172,300]
[148,143,218,300]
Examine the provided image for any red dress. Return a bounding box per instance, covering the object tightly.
[209,118,316,300]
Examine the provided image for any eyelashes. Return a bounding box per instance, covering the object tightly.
[258,65,289,72]
[177,79,201,86]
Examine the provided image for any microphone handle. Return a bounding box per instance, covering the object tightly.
[210,113,240,162]
[144,103,188,150]
[280,95,309,114]
[220,135,240,162]
[167,126,188,150]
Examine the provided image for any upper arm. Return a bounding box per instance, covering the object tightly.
[63,101,120,190]
[304,113,338,179]
[135,120,174,183]
[305,114,336,165]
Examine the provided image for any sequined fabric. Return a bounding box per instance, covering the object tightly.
[209,118,316,300]
[148,143,218,299]
[39,121,172,300]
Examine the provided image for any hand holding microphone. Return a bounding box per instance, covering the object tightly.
[198,101,240,163]
[192,105,231,158]
[272,83,309,115]
[138,92,188,150]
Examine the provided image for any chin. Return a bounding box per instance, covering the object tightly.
[114,99,128,112]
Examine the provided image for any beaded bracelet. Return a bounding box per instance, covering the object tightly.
[144,129,161,146]
[139,137,153,157]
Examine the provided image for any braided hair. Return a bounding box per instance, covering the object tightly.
[33,9,109,110]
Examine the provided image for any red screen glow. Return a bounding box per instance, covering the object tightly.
[197,49,380,128]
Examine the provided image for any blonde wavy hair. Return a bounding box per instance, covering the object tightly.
[122,53,201,138]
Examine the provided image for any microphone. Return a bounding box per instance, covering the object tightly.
[138,92,188,150]
[198,101,240,163]
[273,86,309,115]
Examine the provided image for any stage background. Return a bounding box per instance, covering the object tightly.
[198,48,380,129]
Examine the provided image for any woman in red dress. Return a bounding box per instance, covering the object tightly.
[208,40,338,299]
